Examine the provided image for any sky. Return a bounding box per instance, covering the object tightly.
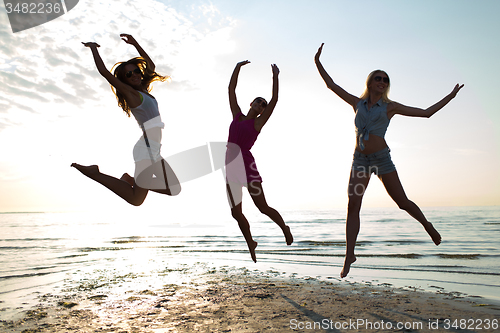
[0,0,499,217]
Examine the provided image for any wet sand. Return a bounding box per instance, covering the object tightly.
[1,265,499,332]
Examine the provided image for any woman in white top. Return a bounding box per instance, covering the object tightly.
[72,34,180,206]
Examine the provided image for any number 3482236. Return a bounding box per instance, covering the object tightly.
[5,2,62,14]
[443,318,498,330]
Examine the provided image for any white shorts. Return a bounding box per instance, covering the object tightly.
[133,137,163,163]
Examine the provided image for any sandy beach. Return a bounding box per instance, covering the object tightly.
[1,264,499,333]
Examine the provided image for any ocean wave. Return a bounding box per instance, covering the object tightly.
[296,240,344,246]
[0,238,63,242]
[111,239,147,244]
[435,253,482,259]
[370,265,500,277]
[0,246,41,250]
[57,254,88,259]
[0,271,52,281]
[383,240,427,244]
[79,247,131,252]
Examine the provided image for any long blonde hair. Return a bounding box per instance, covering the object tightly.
[111,57,169,116]
[359,69,391,103]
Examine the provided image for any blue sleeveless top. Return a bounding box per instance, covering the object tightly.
[354,99,390,151]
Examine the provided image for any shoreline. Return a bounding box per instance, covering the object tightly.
[2,264,499,332]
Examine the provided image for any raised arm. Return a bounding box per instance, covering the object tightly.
[82,42,135,96]
[228,60,249,118]
[120,34,156,72]
[387,84,464,119]
[315,43,359,110]
[255,64,279,131]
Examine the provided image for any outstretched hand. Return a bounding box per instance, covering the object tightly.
[315,43,324,62]
[271,63,280,76]
[120,33,137,45]
[82,42,100,48]
[450,84,464,98]
[237,60,250,67]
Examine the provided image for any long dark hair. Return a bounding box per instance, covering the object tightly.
[111,57,169,116]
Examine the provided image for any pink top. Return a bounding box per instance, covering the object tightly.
[227,112,260,150]
[225,112,262,184]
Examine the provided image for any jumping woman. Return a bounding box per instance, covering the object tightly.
[72,34,180,206]
[315,43,463,278]
[226,61,293,262]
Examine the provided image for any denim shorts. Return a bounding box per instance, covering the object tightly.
[352,147,396,176]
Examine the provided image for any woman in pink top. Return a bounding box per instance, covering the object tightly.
[72,34,180,206]
[226,61,293,262]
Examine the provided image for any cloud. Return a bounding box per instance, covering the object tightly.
[63,72,97,98]
[0,97,39,113]
[0,71,37,89]
[42,46,81,67]
[0,0,237,132]
[0,17,19,56]
[3,85,50,103]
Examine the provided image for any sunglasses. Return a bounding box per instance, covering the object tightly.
[125,68,142,78]
[374,76,389,84]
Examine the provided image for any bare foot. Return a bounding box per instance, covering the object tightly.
[340,255,356,278]
[71,163,100,179]
[248,240,258,263]
[283,225,293,245]
[423,222,441,245]
[120,173,134,186]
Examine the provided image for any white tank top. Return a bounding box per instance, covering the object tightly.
[130,91,165,130]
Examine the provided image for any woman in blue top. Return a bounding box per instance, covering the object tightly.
[72,34,180,206]
[315,43,463,278]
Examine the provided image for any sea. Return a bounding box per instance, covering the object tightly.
[1,206,499,321]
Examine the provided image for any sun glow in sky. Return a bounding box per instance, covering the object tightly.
[0,0,499,216]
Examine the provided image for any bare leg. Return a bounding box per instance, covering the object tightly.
[342,169,371,278]
[71,163,148,206]
[379,171,441,245]
[120,173,134,186]
[227,184,258,262]
[249,182,293,245]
